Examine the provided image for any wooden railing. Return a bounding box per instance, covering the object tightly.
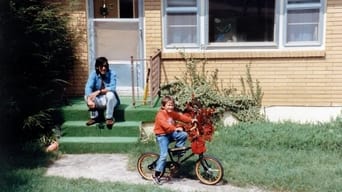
[130,50,161,107]
[149,50,161,106]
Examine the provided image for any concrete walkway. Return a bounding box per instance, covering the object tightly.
[45,154,265,192]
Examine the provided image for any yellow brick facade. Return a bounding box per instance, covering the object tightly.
[145,0,162,57]
[144,0,342,106]
[59,0,89,96]
[65,0,342,107]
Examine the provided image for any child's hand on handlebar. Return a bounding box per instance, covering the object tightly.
[189,119,198,131]
[191,119,198,124]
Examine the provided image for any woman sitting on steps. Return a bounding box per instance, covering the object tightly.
[84,56,120,129]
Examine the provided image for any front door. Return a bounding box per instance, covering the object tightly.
[87,0,144,96]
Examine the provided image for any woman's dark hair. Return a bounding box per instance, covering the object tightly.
[95,57,109,74]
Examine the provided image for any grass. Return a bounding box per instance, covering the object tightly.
[1,171,173,192]
[208,120,342,192]
[1,119,342,192]
[0,144,172,192]
[129,120,342,192]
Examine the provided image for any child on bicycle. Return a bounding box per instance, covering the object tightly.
[152,95,196,185]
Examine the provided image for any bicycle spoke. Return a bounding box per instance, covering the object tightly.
[195,155,223,185]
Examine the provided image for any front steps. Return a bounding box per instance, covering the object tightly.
[58,97,158,153]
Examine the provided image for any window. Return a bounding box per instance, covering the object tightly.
[209,0,275,43]
[285,0,322,46]
[163,0,325,49]
[164,0,198,46]
[93,0,138,18]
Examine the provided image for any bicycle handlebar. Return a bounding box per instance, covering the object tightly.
[189,122,198,131]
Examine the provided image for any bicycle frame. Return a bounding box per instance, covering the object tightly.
[168,147,194,163]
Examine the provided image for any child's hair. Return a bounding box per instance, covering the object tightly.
[161,95,174,108]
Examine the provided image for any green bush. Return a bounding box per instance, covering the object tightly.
[160,51,264,122]
[0,0,75,147]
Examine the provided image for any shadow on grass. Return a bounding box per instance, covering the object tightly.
[0,144,58,191]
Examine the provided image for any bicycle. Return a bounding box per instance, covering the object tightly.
[137,96,224,185]
[137,143,224,185]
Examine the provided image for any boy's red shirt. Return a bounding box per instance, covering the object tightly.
[153,109,192,135]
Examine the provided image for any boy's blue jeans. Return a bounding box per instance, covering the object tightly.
[155,131,188,173]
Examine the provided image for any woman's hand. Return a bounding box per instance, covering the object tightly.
[87,98,96,109]
[100,88,107,94]
[88,90,100,101]
[87,90,100,109]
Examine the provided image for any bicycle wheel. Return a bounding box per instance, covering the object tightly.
[137,152,159,180]
[195,155,224,185]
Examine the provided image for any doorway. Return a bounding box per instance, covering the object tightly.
[88,0,144,96]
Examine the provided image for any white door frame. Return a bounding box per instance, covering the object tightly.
[86,0,145,96]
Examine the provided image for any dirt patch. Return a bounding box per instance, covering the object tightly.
[45,154,265,192]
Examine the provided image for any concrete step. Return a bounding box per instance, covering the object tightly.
[58,136,139,154]
[61,101,158,122]
[58,96,159,153]
[61,121,141,137]
[59,136,139,143]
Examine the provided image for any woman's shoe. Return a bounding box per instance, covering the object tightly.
[86,118,98,126]
[106,118,115,129]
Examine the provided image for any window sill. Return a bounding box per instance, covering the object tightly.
[162,50,325,60]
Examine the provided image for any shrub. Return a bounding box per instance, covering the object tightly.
[0,0,75,146]
[160,51,264,122]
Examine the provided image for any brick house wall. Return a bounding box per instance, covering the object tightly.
[63,0,342,107]
[144,0,162,57]
[58,0,89,96]
[144,0,342,107]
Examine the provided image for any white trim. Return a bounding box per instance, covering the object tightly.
[264,106,342,124]
[86,0,145,97]
[284,0,324,47]
[223,106,342,126]
[93,18,139,22]
[108,60,131,65]
[162,0,325,50]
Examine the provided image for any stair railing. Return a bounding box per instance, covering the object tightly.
[131,50,161,107]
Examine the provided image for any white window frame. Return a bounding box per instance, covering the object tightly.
[284,0,324,47]
[162,0,325,50]
[163,0,200,48]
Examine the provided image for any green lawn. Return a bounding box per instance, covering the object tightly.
[129,120,342,192]
[210,120,342,192]
[1,120,342,192]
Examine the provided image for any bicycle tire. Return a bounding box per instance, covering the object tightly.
[136,152,159,180]
[194,155,224,185]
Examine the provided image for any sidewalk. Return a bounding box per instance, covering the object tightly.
[45,154,265,192]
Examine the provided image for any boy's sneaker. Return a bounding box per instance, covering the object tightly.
[152,174,162,185]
